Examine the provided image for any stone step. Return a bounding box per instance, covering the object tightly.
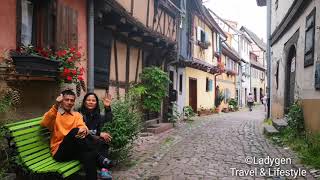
[146,123,173,134]
[144,118,160,128]
[263,125,279,135]
[272,118,288,131]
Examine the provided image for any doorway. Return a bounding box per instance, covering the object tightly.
[284,45,296,113]
[189,78,197,112]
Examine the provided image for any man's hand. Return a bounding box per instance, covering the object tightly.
[103,93,112,107]
[75,128,88,139]
[56,94,63,104]
[100,132,112,142]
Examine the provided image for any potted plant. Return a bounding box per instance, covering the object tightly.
[11,45,60,77]
[215,91,224,113]
[228,98,238,112]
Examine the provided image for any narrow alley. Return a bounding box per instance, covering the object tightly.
[112,106,314,180]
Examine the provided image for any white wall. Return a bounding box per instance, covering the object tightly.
[271,0,295,33]
[271,0,320,115]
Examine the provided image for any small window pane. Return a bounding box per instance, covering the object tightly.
[21,0,33,46]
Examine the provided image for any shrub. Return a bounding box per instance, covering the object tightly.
[183,106,196,121]
[287,101,304,136]
[102,88,143,162]
[138,67,171,113]
[167,102,181,125]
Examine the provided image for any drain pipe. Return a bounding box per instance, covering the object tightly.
[87,0,94,93]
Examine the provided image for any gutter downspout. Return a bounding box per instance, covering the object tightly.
[267,0,272,118]
[87,0,94,93]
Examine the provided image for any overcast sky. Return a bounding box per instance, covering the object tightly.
[203,0,267,42]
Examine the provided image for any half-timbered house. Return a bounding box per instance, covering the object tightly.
[174,0,227,113]
[93,0,180,121]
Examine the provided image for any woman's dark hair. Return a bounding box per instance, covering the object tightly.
[79,92,101,116]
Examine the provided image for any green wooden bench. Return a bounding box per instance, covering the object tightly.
[3,117,82,179]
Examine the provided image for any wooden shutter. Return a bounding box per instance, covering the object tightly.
[56,3,78,48]
[94,27,113,88]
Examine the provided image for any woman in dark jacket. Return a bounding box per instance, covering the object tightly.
[79,92,113,158]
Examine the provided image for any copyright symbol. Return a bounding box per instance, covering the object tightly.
[245,156,253,164]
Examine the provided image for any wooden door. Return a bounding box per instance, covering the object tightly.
[189,78,197,112]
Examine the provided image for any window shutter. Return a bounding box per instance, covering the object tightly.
[197,27,201,41]
[56,3,65,47]
[209,80,213,92]
[206,77,209,92]
[94,27,113,88]
[56,3,78,48]
[69,7,78,48]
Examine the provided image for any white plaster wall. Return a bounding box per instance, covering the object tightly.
[271,0,320,117]
[271,0,295,33]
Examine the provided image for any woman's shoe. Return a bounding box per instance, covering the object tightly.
[99,168,112,180]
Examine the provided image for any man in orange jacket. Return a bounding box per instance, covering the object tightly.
[41,90,110,180]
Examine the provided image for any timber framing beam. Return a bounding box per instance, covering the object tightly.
[98,0,177,48]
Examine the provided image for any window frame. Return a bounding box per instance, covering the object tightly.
[304,8,316,67]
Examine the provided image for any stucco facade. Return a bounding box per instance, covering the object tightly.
[185,67,215,110]
[270,0,320,133]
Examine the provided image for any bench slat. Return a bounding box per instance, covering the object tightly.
[58,161,81,173]
[14,129,49,142]
[25,153,51,166]
[12,126,44,137]
[22,148,50,162]
[4,117,42,128]
[31,158,55,171]
[62,165,82,178]
[8,120,42,131]
[19,144,49,157]
[39,161,78,173]
[16,136,49,147]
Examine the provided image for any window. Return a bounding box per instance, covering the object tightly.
[18,1,78,49]
[21,0,33,45]
[197,27,208,43]
[179,74,183,93]
[304,8,316,67]
[19,0,54,47]
[216,34,221,54]
[206,78,213,92]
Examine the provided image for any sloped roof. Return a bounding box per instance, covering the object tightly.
[222,42,240,62]
[240,26,266,51]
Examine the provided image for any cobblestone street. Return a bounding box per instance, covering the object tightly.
[112,106,315,180]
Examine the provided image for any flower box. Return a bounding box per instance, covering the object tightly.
[198,41,211,49]
[12,55,60,77]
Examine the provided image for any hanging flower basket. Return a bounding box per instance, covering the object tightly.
[11,55,60,77]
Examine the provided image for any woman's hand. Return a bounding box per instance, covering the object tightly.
[100,132,112,142]
[103,93,112,108]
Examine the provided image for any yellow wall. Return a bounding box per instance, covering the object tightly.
[185,67,215,110]
[192,15,214,64]
[217,54,237,108]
